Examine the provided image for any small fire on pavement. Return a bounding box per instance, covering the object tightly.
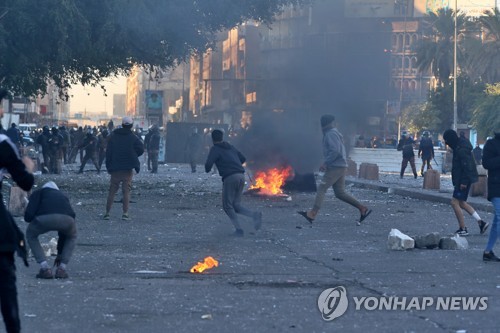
[190,256,219,273]
[248,166,293,196]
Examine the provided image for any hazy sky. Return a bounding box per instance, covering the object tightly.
[69,75,127,115]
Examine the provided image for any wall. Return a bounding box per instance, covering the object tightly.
[349,147,446,173]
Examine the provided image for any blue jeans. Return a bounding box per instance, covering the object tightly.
[485,197,500,252]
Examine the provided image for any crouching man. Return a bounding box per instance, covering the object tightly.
[24,182,76,279]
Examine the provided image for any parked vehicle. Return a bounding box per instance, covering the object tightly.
[18,123,37,137]
[22,136,35,147]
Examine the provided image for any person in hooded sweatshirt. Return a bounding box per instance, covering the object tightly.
[298,115,371,225]
[443,129,489,236]
[205,129,262,236]
[104,117,144,221]
[481,130,500,261]
[24,181,76,279]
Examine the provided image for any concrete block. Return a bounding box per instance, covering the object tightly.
[359,163,379,180]
[439,235,469,250]
[470,175,487,198]
[388,229,414,250]
[414,232,440,249]
[347,159,357,176]
[423,170,440,190]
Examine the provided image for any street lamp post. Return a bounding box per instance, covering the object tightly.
[398,0,409,140]
[453,0,458,131]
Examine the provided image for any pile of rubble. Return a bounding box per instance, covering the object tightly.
[387,228,468,251]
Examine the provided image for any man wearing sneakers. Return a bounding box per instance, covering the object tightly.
[104,117,144,220]
[205,129,262,236]
[482,130,500,261]
[24,182,76,279]
[443,129,488,236]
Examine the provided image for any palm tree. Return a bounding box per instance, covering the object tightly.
[466,9,500,84]
[416,8,469,87]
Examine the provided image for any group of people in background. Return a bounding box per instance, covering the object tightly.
[1,86,500,333]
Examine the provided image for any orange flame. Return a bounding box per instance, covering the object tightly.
[190,256,219,273]
[249,166,293,195]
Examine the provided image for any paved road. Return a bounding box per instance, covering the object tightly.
[10,164,499,333]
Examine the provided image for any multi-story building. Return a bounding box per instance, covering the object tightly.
[189,2,393,135]
[113,94,126,118]
[34,83,70,126]
[187,0,497,137]
[126,65,187,127]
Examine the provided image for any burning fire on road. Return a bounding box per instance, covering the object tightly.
[248,166,293,196]
[190,256,219,273]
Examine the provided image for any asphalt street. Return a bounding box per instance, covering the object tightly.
[8,163,500,333]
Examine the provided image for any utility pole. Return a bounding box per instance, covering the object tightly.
[398,0,409,139]
[453,0,458,131]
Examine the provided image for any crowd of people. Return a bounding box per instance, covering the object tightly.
[1,89,500,332]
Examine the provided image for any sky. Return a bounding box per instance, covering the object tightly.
[69,75,127,115]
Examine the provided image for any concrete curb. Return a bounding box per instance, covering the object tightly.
[346,178,493,214]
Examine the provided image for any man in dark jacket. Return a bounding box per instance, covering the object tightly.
[59,126,71,164]
[397,132,418,179]
[473,143,483,165]
[482,131,500,261]
[418,131,434,176]
[77,131,99,174]
[143,127,153,171]
[6,124,20,151]
[69,127,85,164]
[97,128,109,172]
[24,181,76,279]
[205,129,262,236]
[104,117,144,220]
[147,125,161,174]
[36,126,51,173]
[186,127,203,173]
[48,127,63,174]
[0,89,35,333]
[443,129,488,236]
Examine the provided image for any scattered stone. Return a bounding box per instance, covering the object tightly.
[414,232,441,249]
[41,238,58,257]
[8,186,29,217]
[387,229,414,250]
[439,235,469,250]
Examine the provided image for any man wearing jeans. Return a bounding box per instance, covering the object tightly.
[104,117,144,220]
[24,182,76,279]
[205,129,262,236]
[482,130,500,261]
[298,115,371,225]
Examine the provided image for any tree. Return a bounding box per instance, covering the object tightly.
[401,102,441,135]
[413,75,484,133]
[465,9,500,83]
[415,8,470,87]
[471,83,500,139]
[0,0,305,97]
